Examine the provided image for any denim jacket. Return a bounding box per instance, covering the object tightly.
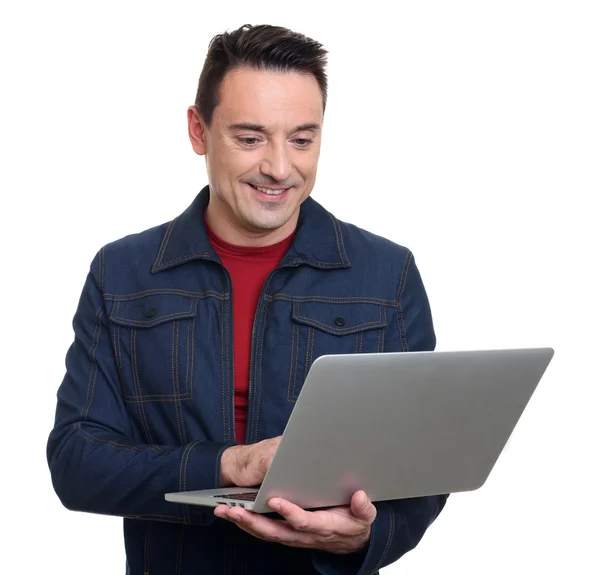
[47,186,447,575]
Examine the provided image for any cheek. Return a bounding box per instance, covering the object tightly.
[297,153,320,181]
[221,151,260,181]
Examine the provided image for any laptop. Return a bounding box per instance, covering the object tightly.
[165,347,554,513]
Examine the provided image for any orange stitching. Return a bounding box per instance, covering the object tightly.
[178,443,187,492]
[152,218,178,272]
[78,424,163,453]
[111,323,119,373]
[396,251,413,300]
[280,258,347,269]
[112,296,195,327]
[334,216,350,265]
[75,429,139,452]
[293,316,385,335]
[155,251,216,271]
[303,327,312,394]
[136,330,155,442]
[171,320,176,396]
[98,247,105,290]
[266,294,397,307]
[307,327,314,378]
[118,301,197,403]
[113,323,126,399]
[221,299,227,442]
[158,219,177,265]
[122,395,194,403]
[172,322,185,445]
[190,300,198,399]
[374,504,394,572]
[327,212,350,265]
[252,296,269,439]
[381,307,387,352]
[132,329,151,442]
[309,327,315,375]
[398,253,413,351]
[176,321,186,443]
[80,305,104,420]
[116,325,122,375]
[105,289,228,301]
[185,317,191,396]
[181,441,200,525]
[215,443,230,487]
[110,313,197,329]
[376,305,383,352]
[287,318,297,403]
[228,295,235,442]
[131,329,143,416]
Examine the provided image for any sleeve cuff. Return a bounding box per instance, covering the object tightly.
[178,440,237,525]
[312,501,396,575]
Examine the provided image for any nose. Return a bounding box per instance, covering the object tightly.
[260,141,292,182]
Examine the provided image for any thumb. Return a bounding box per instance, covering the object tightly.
[351,491,377,523]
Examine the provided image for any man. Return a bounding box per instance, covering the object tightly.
[48,24,447,574]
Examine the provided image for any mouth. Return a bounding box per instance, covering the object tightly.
[247,183,291,199]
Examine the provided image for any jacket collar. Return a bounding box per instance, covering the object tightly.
[152,185,350,273]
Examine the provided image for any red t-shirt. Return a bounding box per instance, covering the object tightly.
[206,222,294,443]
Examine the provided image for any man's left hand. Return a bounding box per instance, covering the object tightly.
[214,490,376,554]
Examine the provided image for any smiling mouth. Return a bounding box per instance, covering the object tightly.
[248,183,290,196]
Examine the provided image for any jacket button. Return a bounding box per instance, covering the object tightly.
[334,316,346,327]
[145,308,156,318]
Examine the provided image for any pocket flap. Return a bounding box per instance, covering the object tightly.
[109,294,197,328]
[292,301,386,335]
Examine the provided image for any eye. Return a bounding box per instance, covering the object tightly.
[293,138,313,148]
[238,137,261,147]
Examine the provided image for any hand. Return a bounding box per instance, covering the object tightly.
[214,490,376,555]
[220,436,282,487]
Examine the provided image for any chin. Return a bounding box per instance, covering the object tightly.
[248,219,289,232]
[246,212,293,232]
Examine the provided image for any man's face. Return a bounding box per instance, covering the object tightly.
[188,67,323,244]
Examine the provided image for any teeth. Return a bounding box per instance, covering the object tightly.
[253,185,285,195]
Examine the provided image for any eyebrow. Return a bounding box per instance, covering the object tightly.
[228,122,321,134]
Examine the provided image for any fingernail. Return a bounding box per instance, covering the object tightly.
[231,513,242,522]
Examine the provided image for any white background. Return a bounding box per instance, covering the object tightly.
[1,1,598,573]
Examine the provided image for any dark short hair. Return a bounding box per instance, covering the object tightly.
[194,24,328,125]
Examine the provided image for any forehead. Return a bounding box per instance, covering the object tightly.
[214,67,323,126]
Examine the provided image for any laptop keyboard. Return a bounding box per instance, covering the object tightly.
[213,492,258,501]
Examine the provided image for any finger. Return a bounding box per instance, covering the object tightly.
[350,491,377,524]
[214,504,230,519]
[269,498,317,533]
[226,507,315,547]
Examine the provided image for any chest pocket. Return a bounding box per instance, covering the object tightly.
[108,294,198,402]
[287,301,388,401]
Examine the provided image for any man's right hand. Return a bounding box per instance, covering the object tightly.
[220,436,282,487]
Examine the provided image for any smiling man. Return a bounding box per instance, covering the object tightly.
[48,24,447,574]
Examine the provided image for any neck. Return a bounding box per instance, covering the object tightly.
[204,204,298,248]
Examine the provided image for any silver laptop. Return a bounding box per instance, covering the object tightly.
[165,348,554,513]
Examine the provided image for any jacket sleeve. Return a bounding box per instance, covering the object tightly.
[312,251,448,574]
[47,250,235,525]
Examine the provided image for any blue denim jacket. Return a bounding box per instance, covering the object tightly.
[48,186,447,575]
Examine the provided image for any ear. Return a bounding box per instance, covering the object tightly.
[187,106,208,156]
